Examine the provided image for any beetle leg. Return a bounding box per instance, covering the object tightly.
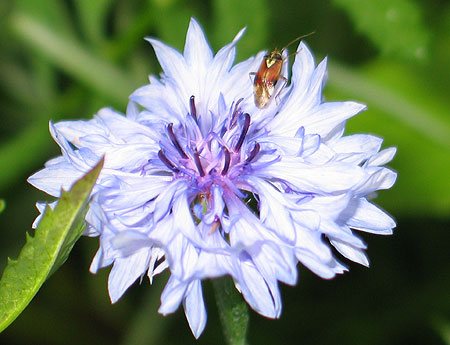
[274,76,288,105]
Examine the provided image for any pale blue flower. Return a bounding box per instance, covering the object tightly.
[28,18,397,337]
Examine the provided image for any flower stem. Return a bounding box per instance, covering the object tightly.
[213,276,249,345]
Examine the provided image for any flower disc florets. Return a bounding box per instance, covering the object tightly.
[28,18,397,338]
[156,96,265,235]
[158,97,259,195]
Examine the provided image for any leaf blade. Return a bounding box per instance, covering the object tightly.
[327,60,450,150]
[332,0,430,61]
[10,12,137,107]
[0,158,103,332]
[212,0,270,59]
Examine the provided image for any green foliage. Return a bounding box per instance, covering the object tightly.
[213,277,249,345]
[211,0,270,59]
[0,121,54,192]
[10,12,138,106]
[14,0,75,39]
[332,0,430,61]
[433,317,450,345]
[0,0,448,344]
[0,158,103,332]
[326,59,450,217]
[74,0,112,46]
[0,200,4,214]
[147,0,199,50]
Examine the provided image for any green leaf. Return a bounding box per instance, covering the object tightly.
[212,0,270,59]
[326,60,450,216]
[74,0,112,46]
[346,105,450,217]
[327,60,450,150]
[433,316,450,345]
[0,57,50,109]
[120,277,169,345]
[10,12,137,108]
[332,0,430,61]
[15,0,75,39]
[0,158,103,332]
[0,120,53,192]
[213,276,249,345]
[105,5,155,61]
[147,0,195,51]
[0,200,5,214]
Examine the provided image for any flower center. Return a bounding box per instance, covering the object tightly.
[157,96,260,193]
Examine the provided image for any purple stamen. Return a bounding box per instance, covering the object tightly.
[234,113,250,152]
[190,95,197,122]
[168,123,188,159]
[246,142,260,162]
[230,98,244,130]
[158,149,180,173]
[193,149,205,177]
[221,148,231,175]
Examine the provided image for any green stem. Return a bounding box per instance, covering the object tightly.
[212,276,249,345]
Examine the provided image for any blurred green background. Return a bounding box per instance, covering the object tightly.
[0,0,449,344]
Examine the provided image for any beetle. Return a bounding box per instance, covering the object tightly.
[250,33,314,108]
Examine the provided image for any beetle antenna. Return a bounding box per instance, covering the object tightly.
[281,31,316,51]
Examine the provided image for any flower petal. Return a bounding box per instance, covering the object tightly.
[108,248,150,303]
[330,239,370,267]
[183,280,207,338]
[159,276,188,315]
[341,198,396,234]
[366,147,397,166]
[184,18,213,71]
[257,158,366,194]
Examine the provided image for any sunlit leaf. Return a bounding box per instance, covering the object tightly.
[0,120,53,193]
[328,60,450,150]
[212,0,270,59]
[105,5,155,61]
[147,0,196,51]
[10,12,137,108]
[433,316,450,345]
[326,60,450,216]
[74,0,112,46]
[0,158,103,332]
[15,0,74,38]
[0,200,5,214]
[347,106,450,217]
[332,0,430,61]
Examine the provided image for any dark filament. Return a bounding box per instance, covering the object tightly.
[193,149,205,177]
[168,123,188,159]
[234,113,250,152]
[158,149,180,173]
[161,97,261,180]
[246,142,260,162]
[230,98,244,130]
[221,148,231,175]
[189,95,197,122]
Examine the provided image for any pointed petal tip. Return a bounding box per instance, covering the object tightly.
[108,287,123,304]
[157,305,170,316]
[189,17,200,26]
[144,36,158,46]
[298,40,309,51]
[350,101,368,113]
[233,26,247,42]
